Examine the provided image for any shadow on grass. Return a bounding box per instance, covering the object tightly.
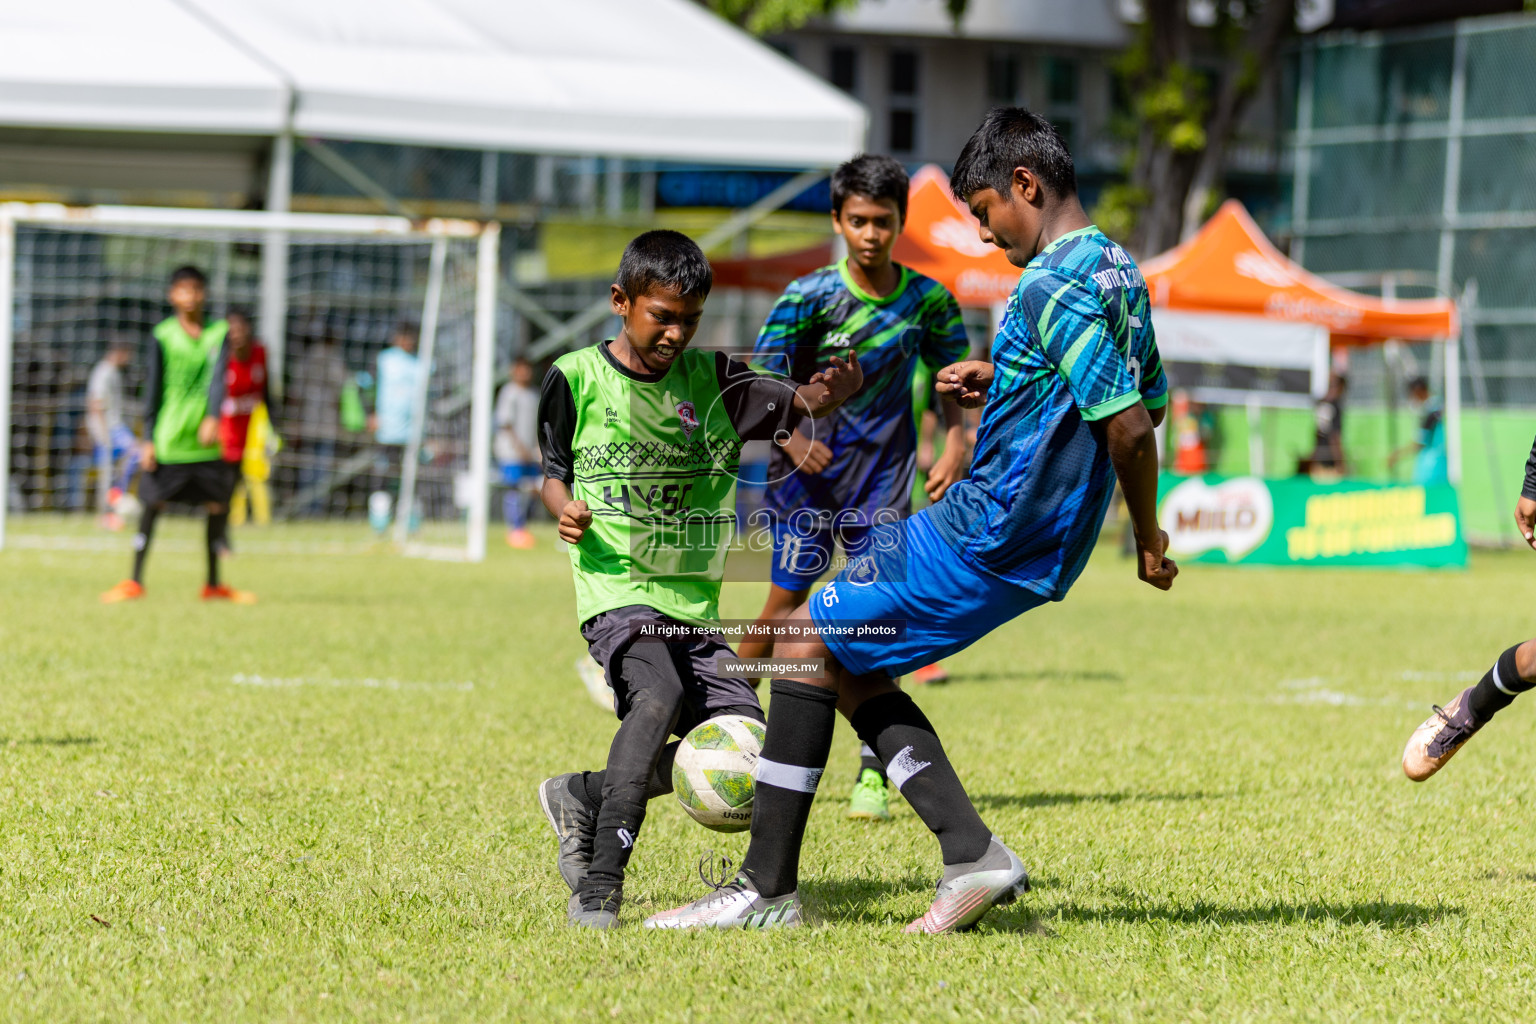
[940,669,1124,685]
[3,735,99,747]
[991,897,1458,931]
[972,789,1228,810]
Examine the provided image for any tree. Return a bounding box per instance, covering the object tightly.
[1095,0,1298,258]
[701,0,967,36]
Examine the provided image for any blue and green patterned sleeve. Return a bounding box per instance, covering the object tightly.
[1018,269,1141,422]
[750,279,815,379]
[1138,312,1169,410]
[919,285,969,372]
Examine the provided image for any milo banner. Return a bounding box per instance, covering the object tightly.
[1157,475,1467,569]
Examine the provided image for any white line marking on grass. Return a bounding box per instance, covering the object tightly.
[230,673,474,692]
[1399,670,1480,684]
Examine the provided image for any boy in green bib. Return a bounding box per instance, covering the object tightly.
[535,230,862,929]
[101,266,253,604]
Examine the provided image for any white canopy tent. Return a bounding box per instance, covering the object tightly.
[0,0,865,166]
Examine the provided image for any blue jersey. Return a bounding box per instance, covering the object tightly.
[927,226,1168,599]
[752,261,967,522]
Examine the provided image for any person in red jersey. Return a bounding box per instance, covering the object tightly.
[205,310,277,582]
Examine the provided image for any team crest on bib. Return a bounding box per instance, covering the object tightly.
[676,400,699,440]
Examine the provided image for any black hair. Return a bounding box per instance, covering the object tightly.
[169,265,207,287]
[951,107,1078,202]
[226,307,252,323]
[831,153,909,222]
[1407,375,1429,392]
[615,229,712,301]
[393,320,420,340]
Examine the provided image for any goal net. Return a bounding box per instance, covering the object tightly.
[0,204,499,561]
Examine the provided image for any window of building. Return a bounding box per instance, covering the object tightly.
[890,49,919,96]
[889,109,916,153]
[987,52,1020,105]
[1046,57,1079,106]
[831,46,858,93]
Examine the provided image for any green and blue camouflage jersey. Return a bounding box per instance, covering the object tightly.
[927,226,1168,599]
[751,261,967,520]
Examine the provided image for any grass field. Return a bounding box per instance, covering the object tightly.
[4,517,1536,1022]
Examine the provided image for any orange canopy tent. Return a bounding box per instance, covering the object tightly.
[1141,200,1458,343]
[711,165,1018,307]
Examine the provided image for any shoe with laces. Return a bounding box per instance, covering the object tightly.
[644,854,801,930]
[100,579,145,604]
[905,837,1029,934]
[568,890,621,930]
[538,774,597,894]
[1403,686,1486,781]
[847,767,891,821]
[201,584,256,604]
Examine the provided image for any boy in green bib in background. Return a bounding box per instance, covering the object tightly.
[535,230,862,929]
[101,265,254,605]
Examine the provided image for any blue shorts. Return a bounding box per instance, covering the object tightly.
[807,510,1049,678]
[769,515,880,591]
[500,461,540,486]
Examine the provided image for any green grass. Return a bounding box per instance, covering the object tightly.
[5,517,1536,1021]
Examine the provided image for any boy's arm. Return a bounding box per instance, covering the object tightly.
[200,341,229,446]
[713,351,862,442]
[921,289,972,501]
[1105,403,1177,591]
[140,338,164,468]
[536,365,590,542]
[1026,269,1176,590]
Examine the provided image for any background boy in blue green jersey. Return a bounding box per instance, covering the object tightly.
[534,230,862,929]
[738,154,970,820]
[101,266,252,605]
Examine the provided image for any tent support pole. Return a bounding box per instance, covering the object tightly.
[0,213,13,552]
[1460,281,1509,544]
[1246,396,1263,477]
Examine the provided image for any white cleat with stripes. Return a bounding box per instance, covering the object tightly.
[905,837,1030,934]
[643,879,802,930]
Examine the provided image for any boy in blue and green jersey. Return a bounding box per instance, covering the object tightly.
[101,265,252,604]
[738,155,970,819]
[648,109,1177,935]
[534,230,862,929]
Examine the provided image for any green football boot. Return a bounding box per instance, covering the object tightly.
[847,767,891,821]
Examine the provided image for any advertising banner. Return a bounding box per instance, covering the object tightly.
[1157,474,1467,569]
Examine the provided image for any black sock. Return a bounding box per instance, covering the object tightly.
[583,643,683,898]
[1468,644,1534,723]
[740,679,839,899]
[206,512,227,587]
[571,740,679,811]
[131,504,161,585]
[850,690,991,865]
[858,744,886,783]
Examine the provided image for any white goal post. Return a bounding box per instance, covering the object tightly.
[0,203,500,561]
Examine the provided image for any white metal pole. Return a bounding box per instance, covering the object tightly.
[261,130,293,397]
[394,236,448,545]
[0,213,13,551]
[1447,326,1462,486]
[466,223,501,563]
[1247,395,1264,476]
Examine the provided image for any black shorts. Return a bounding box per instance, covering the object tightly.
[140,460,238,508]
[581,605,763,738]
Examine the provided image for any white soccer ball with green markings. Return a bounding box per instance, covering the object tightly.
[672,714,766,833]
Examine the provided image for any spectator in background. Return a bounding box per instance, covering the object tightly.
[1389,375,1449,487]
[85,339,139,528]
[494,357,540,549]
[367,322,423,531]
[211,311,278,535]
[290,332,352,515]
[1303,372,1347,476]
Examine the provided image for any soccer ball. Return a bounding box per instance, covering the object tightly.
[672,714,765,832]
[113,492,142,520]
